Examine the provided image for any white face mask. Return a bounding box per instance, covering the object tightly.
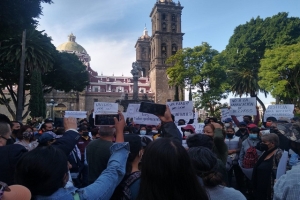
[140,130,146,135]
[152,130,158,134]
[225,123,230,127]
[184,131,192,137]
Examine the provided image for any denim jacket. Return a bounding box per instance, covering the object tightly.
[35,142,130,200]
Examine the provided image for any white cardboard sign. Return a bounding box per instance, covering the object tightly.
[94,102,118,115]
[64,111,87,118]
[194,123,205,134]
[229,97,256,116]
[263,104,294,121]
[221,108,231,122]
[126,104,160,125]
[167,101,194,124]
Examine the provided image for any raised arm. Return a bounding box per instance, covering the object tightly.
[253,107,260,125]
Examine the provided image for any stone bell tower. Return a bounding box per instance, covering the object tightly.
[149,0,184,103]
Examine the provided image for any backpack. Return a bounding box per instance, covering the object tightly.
[243,139,258,168]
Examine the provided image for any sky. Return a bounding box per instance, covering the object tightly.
[37,0,300,105]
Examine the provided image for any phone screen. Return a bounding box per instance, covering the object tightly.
[94,114,119,126]
[139,102,166,116]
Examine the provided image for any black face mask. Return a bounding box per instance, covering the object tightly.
[260,143,268,151]
[82,132,89,137]
[226,134,234,139]
[12,129,19,135]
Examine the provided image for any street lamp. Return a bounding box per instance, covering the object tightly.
[46,99,57,120]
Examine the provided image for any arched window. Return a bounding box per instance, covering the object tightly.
[172,44,177,55]
[172,14,176,21]
[161,43,167,57]
[162,13,166,20]
[171,23,176,33]
[162,22,167,32]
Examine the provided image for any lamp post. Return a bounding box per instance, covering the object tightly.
[46,99,57,120]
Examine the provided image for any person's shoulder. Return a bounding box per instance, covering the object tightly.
[211,186,246,199]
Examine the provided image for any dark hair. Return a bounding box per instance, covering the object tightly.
[15,146,68,196]
[55,127,65,135]
[244,115,252,121]
[91,128,99,136]
[250,127,260,135]
[123,126,132,133]
[188,147,224,187]
[16,125,33,140]
[40,122,52,130]
[124,135,142,175]
[0,114,11,125]
[10,121,22,128]
[137,138,208,200]
[226,127,235,133]
[209,117,218,123]
[186,134,214,150]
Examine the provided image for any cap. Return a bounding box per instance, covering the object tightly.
[266,117,277,122]
[181,124,195,133]
[1,185,31,200]
[224,118,232,123]
[38,133,55,144]
[247,124,257,129]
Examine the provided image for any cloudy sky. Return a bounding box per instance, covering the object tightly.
[37,0,300,104]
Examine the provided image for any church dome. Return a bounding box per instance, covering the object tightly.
[57,33,87,54]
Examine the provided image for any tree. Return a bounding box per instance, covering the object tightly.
[167,42,228,112]
[29,69,46,118]
[0,0,52,42]
[259,43,300,107]
[224,12,300,111]
[42,52,90,93]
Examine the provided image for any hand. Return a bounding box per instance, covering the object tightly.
[64,117,77,130]
[114,111,125,142]
[211,122,222,129]
[157,105,173,123]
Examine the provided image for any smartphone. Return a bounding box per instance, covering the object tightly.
[94,114,119,126]
[139,102,166,116]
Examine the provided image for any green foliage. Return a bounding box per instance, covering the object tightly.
[29,69,46,118]
[43,52,90,93]
[224,12,300,111]
[259,43,300,106]
[167,42,229,113]
[0,0,52,41]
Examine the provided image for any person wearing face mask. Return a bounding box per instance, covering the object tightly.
[77,125,91,187]
[9,121,22,144]
[139,126,147,136]
[230,106,260,126]
[14,125,38,151]
[252,133,282,200]
[181,124,195,139]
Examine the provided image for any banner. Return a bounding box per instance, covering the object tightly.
[229,97,256,116]
[126,104,160,125]
[263,104,294,121]
[167,101,194,124]
[94,102,118,115]
[64,111,87,118]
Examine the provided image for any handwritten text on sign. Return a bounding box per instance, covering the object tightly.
[64,111,87,118]
[167,101,194,123]
[263,104,294,121]
[126,104,160,125]
[229,98,256,116]
[221,108,231,122]
[94,102,118,115]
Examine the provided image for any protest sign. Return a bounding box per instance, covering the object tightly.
[64,111,87,118]
[263,104,294,121]
[167,101,194,124]
[229,97,256,116]
[127,104,160,125]
[94,102,118,115]
[194,123,205,134]
[221,108,231,122]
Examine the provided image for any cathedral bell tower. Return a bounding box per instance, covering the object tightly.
[149,0,184,103]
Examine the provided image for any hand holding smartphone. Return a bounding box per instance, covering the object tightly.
[139,102,166,116]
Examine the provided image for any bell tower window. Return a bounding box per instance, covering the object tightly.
[172,44,177,55]
[162,22,167,32]
[162,13,166,20]
[172,14,176,22]
[161,43,167,58]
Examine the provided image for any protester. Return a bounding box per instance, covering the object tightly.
[252,133,282,200]
[188,146,246,200]
[86,126,114,184]
[14,125,38,151]
[203,123,228,165]
[10,121,22,142]
[0,121,27,185]
[181,124,195,139]
[14,112,129,200]
[111,134,143,200]
[90,127,100,140]
[37,132,56,147]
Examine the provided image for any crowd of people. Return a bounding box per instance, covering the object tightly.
[0,104,300,200]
